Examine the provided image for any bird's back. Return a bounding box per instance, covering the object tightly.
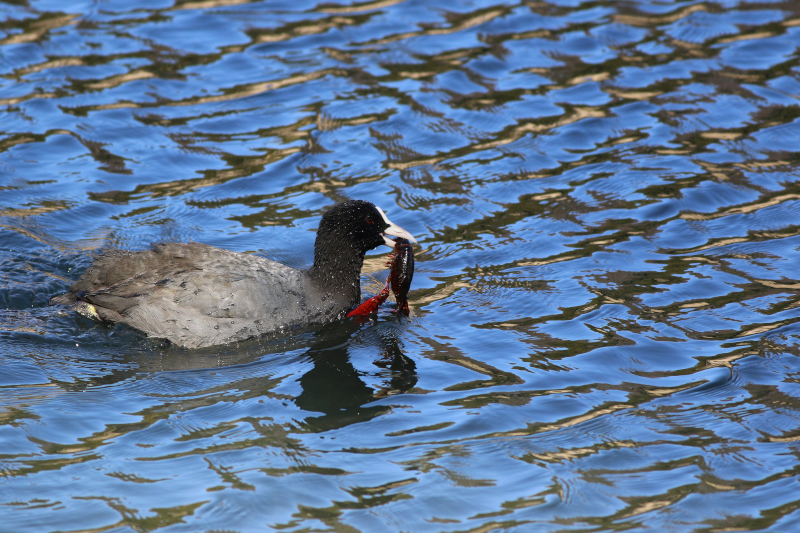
[52,243,339,348]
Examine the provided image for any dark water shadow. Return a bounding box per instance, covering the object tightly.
[295,318,417,431]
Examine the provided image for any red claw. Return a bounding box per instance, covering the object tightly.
[346,282,390,317]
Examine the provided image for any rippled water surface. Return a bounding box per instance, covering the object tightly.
[3,0,800,531]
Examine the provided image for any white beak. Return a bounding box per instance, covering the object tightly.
[375,206,417,248]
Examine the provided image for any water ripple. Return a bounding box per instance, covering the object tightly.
[3,0,800,530]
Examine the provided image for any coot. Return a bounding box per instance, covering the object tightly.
[50,200,416,348]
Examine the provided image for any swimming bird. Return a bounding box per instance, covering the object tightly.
[50,200,416,348]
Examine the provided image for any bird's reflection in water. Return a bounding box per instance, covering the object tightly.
[295,319,417,431]
[35,314,417,433]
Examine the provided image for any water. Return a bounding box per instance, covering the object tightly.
[2,0,800,530]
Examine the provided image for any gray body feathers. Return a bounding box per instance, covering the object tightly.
[52,243,345,348]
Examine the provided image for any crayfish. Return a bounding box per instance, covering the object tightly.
[347,237,414,317]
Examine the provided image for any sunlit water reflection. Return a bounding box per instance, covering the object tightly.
[3,0,800,530]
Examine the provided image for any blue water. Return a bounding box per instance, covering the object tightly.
[3,0,800,531]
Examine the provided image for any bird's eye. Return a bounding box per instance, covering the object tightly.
[366,217,374,225]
